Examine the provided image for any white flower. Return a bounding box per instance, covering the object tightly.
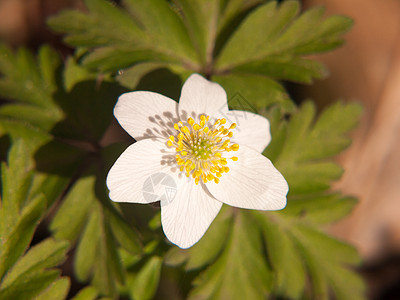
[106,74,288,248]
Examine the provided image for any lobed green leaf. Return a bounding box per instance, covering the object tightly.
[189,210,272,300]
[129,256,163,300]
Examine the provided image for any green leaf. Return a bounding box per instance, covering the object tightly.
[82,46,174,72]
[213,72,294,111]
[257,213,306,299]
[48,0,198,72]
[293,223,364,299]
[301,101,363,160]
[284,193,358,225]
[117,65,185,101]
[215,1,352,84]
[130,256,162,300]
[216,0,266,32]
[0,3,364,300]
[64,56,99,92]
[217,1,300,67]
[71,286,99,300]
[122,0,197,62]
[0,140,50,280]
[173,0,221,65]
[1,239,69,288]
[50,79,126,142]
[0,44,62,122]
[0,270,60,300]
[108,207,142,254]
[184,205,232,270]
[33,277,70,300]
[234,55,328,83]
[0,194,46,280]
[0,238,69,300]
[74,211,101,282]
[0,140,70,300]
[189,210,272,300]
[0,139,34,230]
[50,175,141,297]
[51,176,98,242]
[248,100,365,298]
[254,211,365,299]
[266,101,362,194]
[116,62,172,90]
[0,45,121,177]
[0,45,87,179]
[180,100,364,299]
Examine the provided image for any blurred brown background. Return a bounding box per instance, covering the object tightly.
[1,0,400,298]
[0,0,84,48]
[300,0,400,256]
[301,1,400,298]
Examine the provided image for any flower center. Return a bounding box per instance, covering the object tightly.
[167,115,239,185]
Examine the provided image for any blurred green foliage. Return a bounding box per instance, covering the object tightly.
[0,0,365,299]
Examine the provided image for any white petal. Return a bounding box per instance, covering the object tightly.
[161,180,222,249]
[178,74,229,121]
[218,110,271,153]
[114,91,179,140]
[106,139,175,204]
[206,145,288,210]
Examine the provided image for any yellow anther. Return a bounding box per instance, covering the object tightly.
[221,140,230,147]
[231,156,238,161]
[169,114,239,184]
[182,126,190,134]
[231,144,239,151]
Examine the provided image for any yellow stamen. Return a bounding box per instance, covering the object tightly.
[167,115,239,185]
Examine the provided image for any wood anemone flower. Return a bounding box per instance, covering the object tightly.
[107,74,288,248]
